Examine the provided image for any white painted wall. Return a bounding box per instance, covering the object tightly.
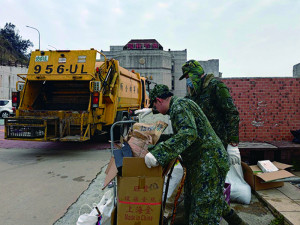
[0,66,28,99]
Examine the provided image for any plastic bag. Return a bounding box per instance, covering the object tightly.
[225,164,251,204]
[163,162,184,218]
[76,204,98,225]
[92,190,114,225]
[77,190,114,225]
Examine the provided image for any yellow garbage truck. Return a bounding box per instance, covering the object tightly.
[5,49,149,141]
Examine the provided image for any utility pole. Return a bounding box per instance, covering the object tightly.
[26,25,40,50]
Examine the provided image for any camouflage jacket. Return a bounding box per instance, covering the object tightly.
[188,73,239,146]
[149,96,230,174]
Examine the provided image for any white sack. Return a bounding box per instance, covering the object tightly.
[225,164,251,204]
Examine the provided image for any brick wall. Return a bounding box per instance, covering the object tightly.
[222,78,300,142]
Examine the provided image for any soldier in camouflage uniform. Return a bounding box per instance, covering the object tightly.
[179,60,247,224]
[145,84,230,224]
[180,60,239,149]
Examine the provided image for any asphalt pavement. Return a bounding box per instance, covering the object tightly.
[0,120,112,225]
[0,120,280,225]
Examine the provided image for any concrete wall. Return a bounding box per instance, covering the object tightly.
[198,59,220,78]
[171,50,187,97]
[0,65,27,99]
[223,78,300,142]
[293,63,300,77]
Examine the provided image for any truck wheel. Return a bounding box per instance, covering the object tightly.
[0,111,10,118]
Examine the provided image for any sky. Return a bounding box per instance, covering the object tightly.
[1,0,300,77]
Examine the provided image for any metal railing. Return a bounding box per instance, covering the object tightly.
[110,120,136,206]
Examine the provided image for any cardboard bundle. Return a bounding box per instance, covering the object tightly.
[128,130,153,158]
[127,121,168,158]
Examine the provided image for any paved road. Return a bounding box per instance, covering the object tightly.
[0,120,277,225]
[0,122,112,225]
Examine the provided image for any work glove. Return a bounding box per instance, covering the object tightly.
[227,144,241,165]
[134,108,152,118]
[144,152,159,168]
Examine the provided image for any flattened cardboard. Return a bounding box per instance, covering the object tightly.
[117,157,164,225]
[102,157,118,190]
[242,161,294,191]
[249,165,261,173]
[272,161,293,170]
[256,170,294,182]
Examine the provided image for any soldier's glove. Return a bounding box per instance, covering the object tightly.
[134,108,152,118]
[227,144,241,165]
[145,152,159,168]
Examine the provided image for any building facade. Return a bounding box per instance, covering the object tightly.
[100,39,188,97]
[198,59,221,78]
[293,63,300,77]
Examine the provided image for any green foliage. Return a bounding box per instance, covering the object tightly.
[269,215,284,225]
[0,23,33,55]
[0,23,33,65]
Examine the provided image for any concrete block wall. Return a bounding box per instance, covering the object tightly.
[222,78,300,142]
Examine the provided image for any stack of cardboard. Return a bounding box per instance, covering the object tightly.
[104,121,169,225]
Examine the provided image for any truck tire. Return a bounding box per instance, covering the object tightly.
[0,111,10,118]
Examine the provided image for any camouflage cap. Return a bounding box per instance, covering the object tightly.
[149,84,170,107]
[179,60,204,80]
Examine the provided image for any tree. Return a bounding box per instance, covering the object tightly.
[0,23,33,55]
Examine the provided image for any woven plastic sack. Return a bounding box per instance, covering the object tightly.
[225,164,251,204]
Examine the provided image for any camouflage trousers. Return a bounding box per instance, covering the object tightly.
[184,162,230,225]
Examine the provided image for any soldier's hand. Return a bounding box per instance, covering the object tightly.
[227,144,241,165]
[145,152,159,168]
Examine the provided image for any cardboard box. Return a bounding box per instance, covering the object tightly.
[117,157,164,225]
[242,161,295,191]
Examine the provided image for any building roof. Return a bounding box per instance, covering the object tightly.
[123,39,163,50]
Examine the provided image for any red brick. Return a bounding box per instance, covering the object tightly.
[222,78,300,141]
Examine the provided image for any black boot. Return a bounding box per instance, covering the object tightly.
[223,209,248,225]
